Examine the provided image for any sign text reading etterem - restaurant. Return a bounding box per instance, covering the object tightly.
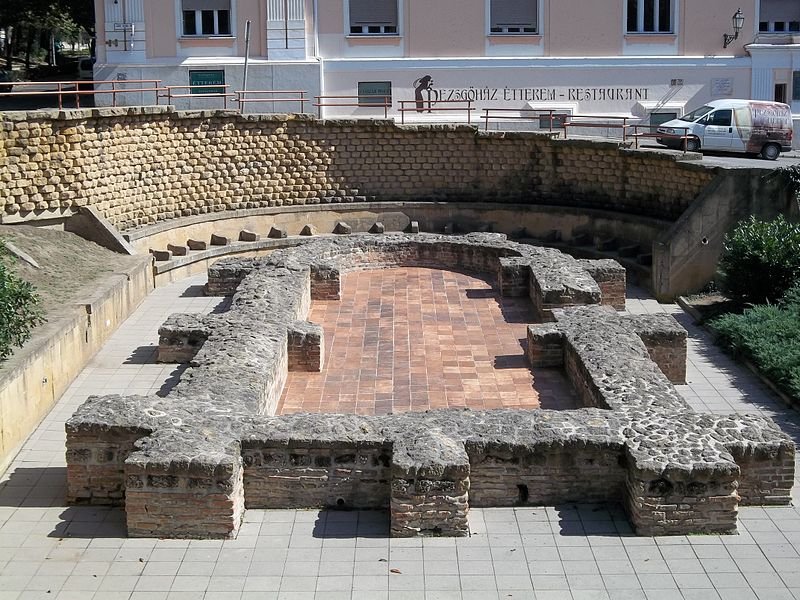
[416,85,650,103]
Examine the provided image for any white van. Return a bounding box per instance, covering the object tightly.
[656,99,793,160]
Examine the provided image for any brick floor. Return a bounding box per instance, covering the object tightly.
[279,267,580,415]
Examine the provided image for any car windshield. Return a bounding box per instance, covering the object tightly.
[679,105,714,122]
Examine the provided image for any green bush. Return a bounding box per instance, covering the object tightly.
[718,215,800,305]
[0,241,45,361]
[710,283,800,400]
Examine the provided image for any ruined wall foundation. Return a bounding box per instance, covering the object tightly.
[65,234,794,539]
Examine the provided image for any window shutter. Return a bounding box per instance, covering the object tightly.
[183,0,230,11]
[761,0,800,23]
[350,0,398,25]
[491,0,537,27]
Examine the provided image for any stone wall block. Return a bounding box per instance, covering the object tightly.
[498,256,531,297]
[310,262,341,300]
[157,313,211,363]
[624,462,739,536]
[526,324,564,367]
[627,314,688,384]
[578,258,627,311]
[287,320,324,372]
[124,454,245,539]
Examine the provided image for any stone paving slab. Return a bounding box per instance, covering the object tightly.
[0,274,799,598]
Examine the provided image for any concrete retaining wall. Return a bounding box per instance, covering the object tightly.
[0,256,152,472]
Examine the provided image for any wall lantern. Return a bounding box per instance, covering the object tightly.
[723,8,745,48]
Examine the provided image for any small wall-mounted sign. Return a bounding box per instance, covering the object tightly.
[189,70,225,94]
[113,22,134,32]
[711,77,733,97]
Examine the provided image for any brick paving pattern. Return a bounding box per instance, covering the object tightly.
[279,267,579,415]
[1,274,800,599]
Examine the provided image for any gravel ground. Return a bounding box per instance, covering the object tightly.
[0,225,146,371]
[0,225,143,321]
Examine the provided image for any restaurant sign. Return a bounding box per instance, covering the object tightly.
[412,74,649,108]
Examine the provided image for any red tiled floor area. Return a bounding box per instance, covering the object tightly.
[278,267,580,415]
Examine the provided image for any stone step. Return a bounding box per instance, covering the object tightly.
[151,249,172,261]
[543,229,561,243]
[166,243,188,256]
[187,238,207,251]
[571,232,592,246]
[617,243,641,258]
[268,226,287,239]
[334,221,352,235]
[596,237,618,252]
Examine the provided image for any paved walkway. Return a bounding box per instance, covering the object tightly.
[1,272,799,600]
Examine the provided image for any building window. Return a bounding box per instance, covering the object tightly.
[759,0,800,33]
[490,0,538,34]
[627,0,673,33]
[182,0,231,36]
[349,0,398,35]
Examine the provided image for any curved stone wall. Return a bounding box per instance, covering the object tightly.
[0,107,715,231]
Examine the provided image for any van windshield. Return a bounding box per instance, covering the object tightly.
[680,105,714,122]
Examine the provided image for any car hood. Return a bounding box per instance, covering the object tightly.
[658,118,694,130]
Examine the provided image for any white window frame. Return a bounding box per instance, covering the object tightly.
[487,0,540,35]
[177,1,235,38]
[759,20,800,33]
[625,0,675,34]
[345,0,401,36]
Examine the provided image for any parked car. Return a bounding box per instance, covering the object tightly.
[78,58,94,80]
[0,70,12,93]
[656,99,793,160]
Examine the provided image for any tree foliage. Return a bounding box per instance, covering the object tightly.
[0,0,94,70]
[0,241,46,361]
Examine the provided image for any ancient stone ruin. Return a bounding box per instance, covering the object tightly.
[65,233,794,538]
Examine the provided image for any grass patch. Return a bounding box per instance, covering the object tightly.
[710,287,800,401]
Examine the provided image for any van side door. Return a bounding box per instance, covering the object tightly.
[701,109,735,149]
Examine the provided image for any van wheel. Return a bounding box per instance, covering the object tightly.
[683,137,700,152]
[761,143,780,161]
